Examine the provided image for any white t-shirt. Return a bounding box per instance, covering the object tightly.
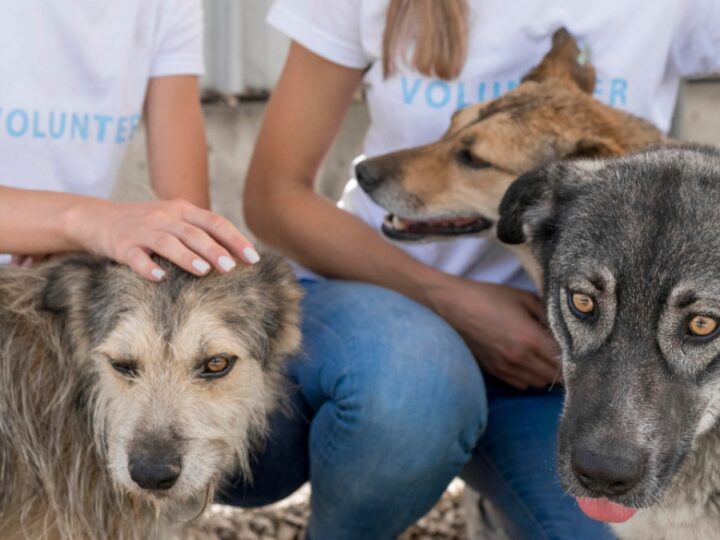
[0,0,204,199]
[268,0,720,288]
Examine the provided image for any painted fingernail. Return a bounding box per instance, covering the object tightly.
[218,255,236,272]
[242,247,261,264]
[192,259,211,274]
[151,268,166,281]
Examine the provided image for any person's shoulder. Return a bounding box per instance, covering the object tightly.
[268,0,374,69]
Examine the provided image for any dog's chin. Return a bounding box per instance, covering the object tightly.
[166,485,213,522]
[124,483,213,522]
[381,213,493,242]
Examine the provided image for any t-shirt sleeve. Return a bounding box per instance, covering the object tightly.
[150,0,205,77]
[267,0,369,69]
[671,0,720,76]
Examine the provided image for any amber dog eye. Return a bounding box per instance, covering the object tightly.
[688,315,719,338]
[198,355,237,379]
[568,292,596,320]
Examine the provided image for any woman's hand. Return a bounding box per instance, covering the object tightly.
[9,254,49,267]
[63,198,260,281]
[427,274,561,389]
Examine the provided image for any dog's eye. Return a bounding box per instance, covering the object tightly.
[687,315,719,340]
[198,354,237,379]
[568,291,596,320]
[456,149,490,169]
[109,359,138,378]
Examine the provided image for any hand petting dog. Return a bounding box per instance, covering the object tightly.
[1,190,260,282]
[428,275,560,389]
[63,198,261,280]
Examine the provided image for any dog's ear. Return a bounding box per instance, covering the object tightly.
[41,255,108,314]
[521,28,596,94]
[566,137,625,159]
[497,167,554,245]
[250,251,303,359]
[41,255,116,350]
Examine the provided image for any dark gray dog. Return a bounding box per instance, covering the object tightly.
[497,145,720,539]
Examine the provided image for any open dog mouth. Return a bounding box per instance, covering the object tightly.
[381,213,493,241]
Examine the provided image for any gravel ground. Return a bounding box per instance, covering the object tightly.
[180,480,467,540]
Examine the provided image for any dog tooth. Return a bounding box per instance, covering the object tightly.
[392,215,407,230]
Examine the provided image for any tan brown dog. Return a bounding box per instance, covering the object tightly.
[0,253,301,540]
[356,28,666,286]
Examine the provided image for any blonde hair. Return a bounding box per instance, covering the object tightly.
[382,0,469,80]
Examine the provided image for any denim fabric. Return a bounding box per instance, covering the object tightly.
[220,280,615,540]
[461,377,614,539]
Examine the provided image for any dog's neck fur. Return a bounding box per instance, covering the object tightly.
[612,421,720,540]
[0,269,168,540]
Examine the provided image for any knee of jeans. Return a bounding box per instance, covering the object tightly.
[333,293,488,461]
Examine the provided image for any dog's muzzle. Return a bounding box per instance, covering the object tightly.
[567,439,647,523]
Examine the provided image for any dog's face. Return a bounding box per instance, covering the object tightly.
[356,29,663,242]
[41,254,301,517]
[497,145,720,521]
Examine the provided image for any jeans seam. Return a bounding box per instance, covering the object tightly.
[300,312,355,469]
[473,446,552,540]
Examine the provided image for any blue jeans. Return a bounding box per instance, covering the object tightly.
[219,280,614,540]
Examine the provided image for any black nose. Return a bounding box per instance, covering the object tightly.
[128,454,182,491]
[571,444,646,496]
[355,159,384,193]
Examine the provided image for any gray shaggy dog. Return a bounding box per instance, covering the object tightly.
[498,144,720,539]
[0,252,301,540]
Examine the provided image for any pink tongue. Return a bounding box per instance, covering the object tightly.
[576,497,637,523]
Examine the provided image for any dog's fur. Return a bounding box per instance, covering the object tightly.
[0,253,301,540]
[498,145,720,539]
[356,29,666,287]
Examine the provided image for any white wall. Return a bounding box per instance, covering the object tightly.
[202,0,289,94]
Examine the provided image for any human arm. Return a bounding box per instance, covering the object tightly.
[244,42,559,388]
[0,187,258,280]
[1,79,258,280]
[144,75,210,208]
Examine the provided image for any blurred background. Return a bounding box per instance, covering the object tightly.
[117,0,720,237]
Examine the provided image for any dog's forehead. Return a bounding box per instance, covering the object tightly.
[446,84,547,135]
[555,148,720,287]
[96,265,274,351]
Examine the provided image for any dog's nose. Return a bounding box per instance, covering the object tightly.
[571,444,646,496]
[128,455,182,491]
[355,159,384,193]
